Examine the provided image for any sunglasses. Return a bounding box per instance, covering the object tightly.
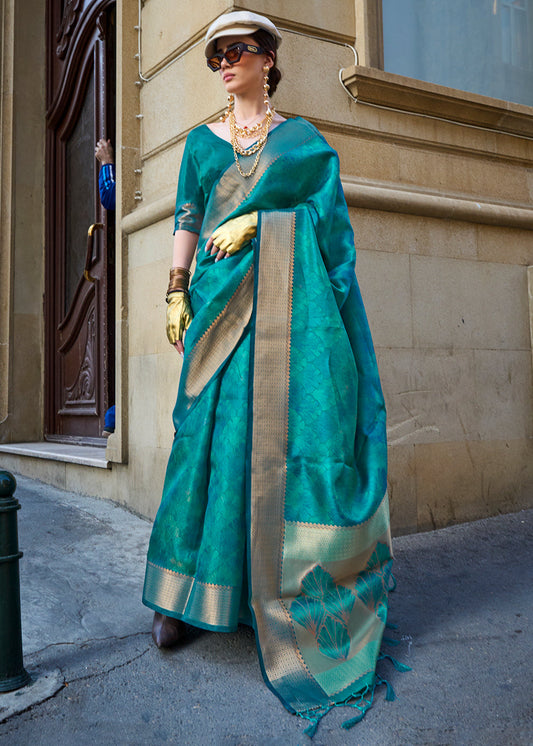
[207,42,266,71]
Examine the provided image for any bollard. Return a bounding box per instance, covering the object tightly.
[0,471,30,692]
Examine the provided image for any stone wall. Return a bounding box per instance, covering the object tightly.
[0,0,46,443]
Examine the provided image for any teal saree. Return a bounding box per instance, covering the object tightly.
[143,117,393,733]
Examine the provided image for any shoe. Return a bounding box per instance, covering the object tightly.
[151,611,186,648]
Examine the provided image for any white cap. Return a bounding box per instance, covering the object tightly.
[205,11,282,59]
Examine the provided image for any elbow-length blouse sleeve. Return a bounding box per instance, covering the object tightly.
[174,134,205,234]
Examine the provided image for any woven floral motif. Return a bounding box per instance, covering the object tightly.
[291,565,355,660]
[354,542,393,624]
[291,543,393,660]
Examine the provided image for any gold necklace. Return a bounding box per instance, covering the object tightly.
[229,111,272,154]
[229,110,273,178]
[232,110,272,138]
[232,137,269,178]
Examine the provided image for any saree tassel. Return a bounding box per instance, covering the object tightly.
[340,686,375,730]
[303,718,320,739]
[378,653,412,673]
[376,673,396,702]
[386,621,399,630]
[341,710,368,730]
[388,573,398,592]
[300,705,332,739]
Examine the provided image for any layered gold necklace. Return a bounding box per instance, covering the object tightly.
[229,109,274,178]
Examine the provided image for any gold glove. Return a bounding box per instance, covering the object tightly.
[166,291,193,345]
[211,212,258,256]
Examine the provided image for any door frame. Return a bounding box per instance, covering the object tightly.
[45,0,115,442]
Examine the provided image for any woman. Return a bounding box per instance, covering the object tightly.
[143,11,396,736]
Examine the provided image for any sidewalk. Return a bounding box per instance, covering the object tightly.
[0,474,531,746]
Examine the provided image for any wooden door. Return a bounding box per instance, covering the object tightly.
[45,0,115,442]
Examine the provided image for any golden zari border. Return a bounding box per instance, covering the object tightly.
[144,561,240,630]
[250,211,326,710]
[184,266,254,403]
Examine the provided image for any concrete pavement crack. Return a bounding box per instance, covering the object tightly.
[28,630,150,657]
[62,645,152,686]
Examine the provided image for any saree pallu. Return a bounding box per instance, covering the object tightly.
[143,118,393,732]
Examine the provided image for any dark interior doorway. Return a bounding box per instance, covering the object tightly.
[45,0,116,442]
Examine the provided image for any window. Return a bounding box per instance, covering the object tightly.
[382,0,533,106]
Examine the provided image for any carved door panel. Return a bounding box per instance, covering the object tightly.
[45,0,115,441]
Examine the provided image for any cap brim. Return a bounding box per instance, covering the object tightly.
[205,25,262,58]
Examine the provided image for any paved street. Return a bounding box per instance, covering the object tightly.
[0,474,531,745]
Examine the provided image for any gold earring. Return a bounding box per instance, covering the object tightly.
[263,65,271,113]
[220,93,234,122]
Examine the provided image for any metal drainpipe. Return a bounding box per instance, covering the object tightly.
[0,471,30,692]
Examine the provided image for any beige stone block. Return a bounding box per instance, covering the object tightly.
[129,259,170,356]
[128,355,160,450]
[13,216,45,321]
[415,439,533,531]
[0,350,7,424]
[10,313,42,441]
[415,441,480,531]
[351,209,477,260]
[106,464,131,506]
[11,0,45,316]
[128,352,181,450]
[14,247,44,315]
[387,444,417,536]
[64,463,119,504]
[116,0,142,216]
[476,439,533,515]
[350,104,440,158]
[126,444,170,519]
[128,218,174,270]
[355,249,413,348]
[476,224,533,266]
[0,456,67,490]
[398,147,529,204]
[273,33,354,125]
[380,347,532,446]
[329,134,400,183]
[379,348,476,446]
[494,124,533,163]
[141,141,184,204]
[141,0,228,74]
[472,349,532,440]
[529,266,533,354]
[411,256,530,350]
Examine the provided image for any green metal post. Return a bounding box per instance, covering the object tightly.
[0,471,30,692]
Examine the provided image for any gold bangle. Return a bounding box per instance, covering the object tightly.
[167,266,190,296]
[169,267,190,278]
[167,277,189,293]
